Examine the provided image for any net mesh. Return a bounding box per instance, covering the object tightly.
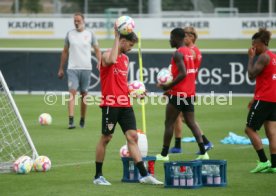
[0,75,35,173]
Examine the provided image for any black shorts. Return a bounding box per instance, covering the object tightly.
[101,106,136,135]
[246,100,276,131]
[168,95,194,112]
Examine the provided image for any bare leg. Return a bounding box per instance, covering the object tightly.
[245,126,263,151]
[95,134,113,162]
[68,89,77,117]
[164,103,181,147]
[125,130,142,163]
[264,121,276,154]
[174,113,183,138]
[80,92,88,119]
[183,112,203,143]
[94,134,113,178]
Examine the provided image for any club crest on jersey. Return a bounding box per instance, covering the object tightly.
[272,58,276,65]
[107,123,114,131]
[272,74,276,80]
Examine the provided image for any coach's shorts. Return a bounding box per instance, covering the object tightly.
[168,95,195,112]
[67,69,91,93]
[246,100,276,131]
[101,106,137,135]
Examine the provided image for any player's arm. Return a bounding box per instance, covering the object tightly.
[58,45,69,79]
[93,44,101,70]
[102,27,120,67]
[247,47,270,80]
[159,51,186,91]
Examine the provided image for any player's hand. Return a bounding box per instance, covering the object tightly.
[114,23,120,38]
[247,98,254,109]
[96,62,101,71]
[157,83,170,91]
[248,47,256,58]
[58,69,64,79]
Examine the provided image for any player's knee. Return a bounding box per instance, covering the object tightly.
[102,134,113,144]
[126,131,138,143]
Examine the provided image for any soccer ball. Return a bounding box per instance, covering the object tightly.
[115,15,135,35]
[33,155,51,172]
[119,145,129,157]
[38,113,52,125]
[128,80,146,98]
[13,155,33,174]
[157,68,173,85]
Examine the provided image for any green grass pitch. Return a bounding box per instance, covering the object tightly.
[0,95,274,196]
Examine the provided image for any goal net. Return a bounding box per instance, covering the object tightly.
[0,71,38,173]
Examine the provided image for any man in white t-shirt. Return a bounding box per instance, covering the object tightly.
[58,12,101,129]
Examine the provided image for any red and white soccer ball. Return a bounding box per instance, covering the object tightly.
[119,145,129,157]
[157,68,173,85]
[115,15,135,35]
[33,155,51,172]
[128,80,146,98]
[39,113,52,125]
[13,155,33,174]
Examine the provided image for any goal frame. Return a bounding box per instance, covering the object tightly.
[0,71,38,173]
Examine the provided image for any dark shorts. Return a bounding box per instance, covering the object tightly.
[168,95,194,112]
[246,100,276,131]
[101,106,136,135]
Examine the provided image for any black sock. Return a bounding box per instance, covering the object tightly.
[136,161,148,177]
[95,162,103,178]
[271,154,276,168]
[80,117,85,124]
[256,149,267,162]
[202,135,210,145]
[69,116,74,125]
[198,142,206,155]
[161,146,169,157]
[175,138,181,149]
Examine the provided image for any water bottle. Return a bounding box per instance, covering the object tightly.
[179,172,186,186]
[129,161,135,180]
[172,166,179,186]
[206,165,213,184]
[213,165,221,184]
[186,166,194,186]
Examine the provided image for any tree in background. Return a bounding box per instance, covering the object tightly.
[11,0,42,14]
[24,0,42,13]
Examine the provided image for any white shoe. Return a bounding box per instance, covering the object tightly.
[195,152,209,160]
[93,176,111,185]
[156,154,169,161]
[139,175,163,185]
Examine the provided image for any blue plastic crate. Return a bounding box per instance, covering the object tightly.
[121,156,156,183]
[164,160,202,189]
[201,160,227,187]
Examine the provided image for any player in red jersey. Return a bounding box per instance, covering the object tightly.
[156,28,209,161]
[169,27,213,154]
[93,26,163,185]
[245,28,276,173]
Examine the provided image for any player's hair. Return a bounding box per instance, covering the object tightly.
[171,28,185,39]
[120,32,138,43]
[252,28,271,46]
[183,26,198,42]
[74,12,84,20]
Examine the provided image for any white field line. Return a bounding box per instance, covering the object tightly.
[53,160,94,168]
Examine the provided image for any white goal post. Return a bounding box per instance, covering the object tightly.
[0,71,38,173]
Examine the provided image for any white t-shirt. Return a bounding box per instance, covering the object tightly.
[65,29,98,70]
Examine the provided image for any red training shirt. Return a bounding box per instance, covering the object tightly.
[100,52,131,107]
